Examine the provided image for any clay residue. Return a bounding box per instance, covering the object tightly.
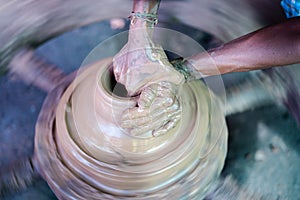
[112,28,184,96]
[121,81,181,137]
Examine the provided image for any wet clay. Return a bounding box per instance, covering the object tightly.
[34,58,228,199]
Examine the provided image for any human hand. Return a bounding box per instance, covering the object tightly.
[113,29,184,96]
[121,81,181,137]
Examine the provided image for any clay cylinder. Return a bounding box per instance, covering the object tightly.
[34,58,228,199]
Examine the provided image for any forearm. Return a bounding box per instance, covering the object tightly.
[126,0,160,50]
[132,0,160,18]
[187,17,300,76]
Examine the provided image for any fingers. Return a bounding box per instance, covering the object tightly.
[138,84,158,107]
[152,114,181,137]
[121,101,179,128]
[122,82,178,125]
[138,82,176,107]
[124,107,181,137]
[121,82,181,137]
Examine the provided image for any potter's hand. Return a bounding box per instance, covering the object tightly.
[113,29,184,96]
[121,82,181,137]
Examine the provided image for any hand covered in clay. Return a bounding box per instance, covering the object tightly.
[113,29,184,96]
[121,82,181,137]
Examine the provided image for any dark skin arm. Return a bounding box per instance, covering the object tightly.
[185,17,300,77]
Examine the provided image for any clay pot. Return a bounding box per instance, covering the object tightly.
[34,58,228,199]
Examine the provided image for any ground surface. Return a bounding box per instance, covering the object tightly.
[1,20,300,200]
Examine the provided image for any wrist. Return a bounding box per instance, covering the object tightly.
[130,0,160,28]
[129,12,158,29]
[171,58,200,81]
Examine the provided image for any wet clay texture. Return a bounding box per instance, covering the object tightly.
[34,58,228,199]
